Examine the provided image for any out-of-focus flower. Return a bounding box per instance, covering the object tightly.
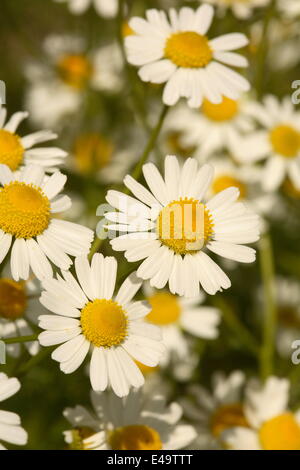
[277,0,300,19]
[54,0,118,18]
[125,5,250,108]
[38,255,165,397]
[0,164,93,280]
[0,106,67,172]
[105,155,260,297]
[0,373,28,449]
[203,0,270,19]
[63,389,196,450]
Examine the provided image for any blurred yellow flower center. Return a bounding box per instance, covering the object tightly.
[0,182,50,239]
[81,299,128,348]
[147,292,181,325]
[165,32,213,68]
[211,403,249,438]
[212,174,247,199]
[270,125,300,158]
[282,178,300,199]
[69,427,95,450]
[0,129,24,171]
[202,97,239,122]
[73,133,113,174]
[278,306,300,328]
[122,22,135,37]
[259,413,300,450]
[57,54,94,89]
[109,425,162,450]
[157,198,214,255]
[0,278,27,320]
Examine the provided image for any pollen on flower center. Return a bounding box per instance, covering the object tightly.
[80,299,128,348]
[269,125,300,158]
[0,129,24,171]
[0,182,51,239]
[57,54,94,89]
[0,278,27,320]
[164,31,213,68]
[157,198,214,255]
[147,292,181,325]
[210,403,249,438]
[73,133,114,175]
[259,413,300,450]
[212,175,247,199]
[109,425,162,450]
[202,97,239,122]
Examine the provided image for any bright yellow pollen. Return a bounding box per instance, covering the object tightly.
[109,425,162,450]
[68,427,95,450]
[122,22,135,37]
[270,125,300,158]
[0,278,27,320]
[73,133,113,175]
[259,413,300,450]
[211,403,249,438]
[57,54,94,89]
[202,97,239,122]
[0,129,24,171]
[165,31,213,68]
[80,299,128,348]
[212,175,247,199]
[147,292,181,325]
[0,182,50,239]
[157,198,214,255]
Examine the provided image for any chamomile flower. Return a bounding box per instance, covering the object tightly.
[125,5,250,108]
[63,389,196,450]
[203,0,270,19]
[0,374,28,449]
[54,0,118,18]
[0,164,94,281]
[38,254,164,397]
[0,106,67,172]
[223,376,300,450]
[105,155,260,297]
[277,0,300,18]
[242,95,300,192]
[181,370,246,449]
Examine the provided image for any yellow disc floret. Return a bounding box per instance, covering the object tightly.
[202,97,239,122]
[147,292,181,325]
[57,54,94,89]
[259,413,300,450]
[212,175,247,199]
[270,125,300,158]
[0,129,24,171]
[0,182,51,239]
[80,299,128,348]
[109,425,163,450]
[211,403,249,438]
[0,278,27,320]
[165,32,213,68]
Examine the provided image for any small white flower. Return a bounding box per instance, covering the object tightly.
[125,5,250,108]
[63,388,196,450]
[54,0,118,18]
[38,254,165,397]
[0,373,28,449]
[203,0,270,19]
[0,163,94,281]
[105,155,260,297]
[277,0,300,19]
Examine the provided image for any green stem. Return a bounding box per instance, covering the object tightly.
[259,232,277,380]
[2,334,38,345]
[17,347,52,376]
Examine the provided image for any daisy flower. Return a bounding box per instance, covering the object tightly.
[181,370,246,449]
[125,5,250,108]
[242,95,300,192]
[63,389,196,450]
[38,254,165,397]
[277,0,300,18]
[203,0,270,19]
[223,376,300,450]
[0,106,67,172]
[54,0,118,18]
[0,163,94,281]
[0,373,28,449]
[105,155,260,297]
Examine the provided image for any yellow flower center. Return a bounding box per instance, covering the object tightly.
[165,31,213,68]
[73,133,113,175]
[68,427,95,450]
[211,403,249,438]
[0,129,24,171]
[259,413,300,450]
[157,198,214,255]
[0,278,27,320]
[270,125,300,158]
[202,97,239,122]
[212,174,247,199]
[122,22,135,37]
[80,299,128,348]
[109,425,162,450]
[57,54,94,89]
[0,182,50,239]
[147,292,181,325]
